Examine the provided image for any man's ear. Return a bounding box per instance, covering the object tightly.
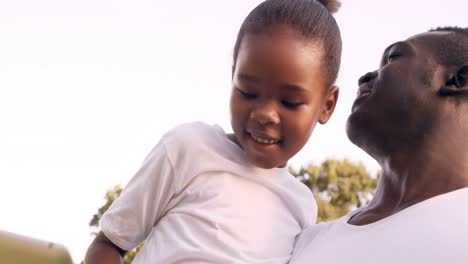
[439,65,468,96]
[319,85,339,124]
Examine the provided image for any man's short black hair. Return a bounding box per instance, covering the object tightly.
[430,26,468,37]
[427,26,468,66]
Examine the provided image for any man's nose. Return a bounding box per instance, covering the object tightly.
[358,71,378,86]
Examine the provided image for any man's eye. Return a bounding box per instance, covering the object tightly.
[237,89,257,99]
[282,100,303,108]
[388,52,402,62]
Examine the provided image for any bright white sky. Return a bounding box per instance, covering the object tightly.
[0,0,466,262]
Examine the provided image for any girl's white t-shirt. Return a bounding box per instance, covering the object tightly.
[100,122,317,264]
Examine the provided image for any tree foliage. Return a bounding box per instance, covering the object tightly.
[291,158,379,222]
[88,158,378,263]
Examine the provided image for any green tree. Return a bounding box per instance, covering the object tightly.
[88,158,378,263]
[291,158,379,222]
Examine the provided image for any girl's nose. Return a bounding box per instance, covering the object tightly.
[250,103,280,126]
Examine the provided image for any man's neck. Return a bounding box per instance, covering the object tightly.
[348,132,468,225]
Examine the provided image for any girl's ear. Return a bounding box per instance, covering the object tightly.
[319,85,339,124]
[439,65,468,96]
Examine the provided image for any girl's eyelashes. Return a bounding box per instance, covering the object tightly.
[236,87,304,108]
[282,100,303,108]
[236,88,257,99]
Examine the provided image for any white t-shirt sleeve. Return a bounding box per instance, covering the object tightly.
[99,140,177,251]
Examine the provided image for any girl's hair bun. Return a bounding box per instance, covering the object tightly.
[316,0,341,14]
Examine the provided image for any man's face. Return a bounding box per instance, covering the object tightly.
[346,31,453,156]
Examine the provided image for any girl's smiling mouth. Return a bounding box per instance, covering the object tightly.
[247,129,280,145]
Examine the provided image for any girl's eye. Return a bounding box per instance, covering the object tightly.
[237,88,257,99]
[388,52,402,62]
[282,100,303,108]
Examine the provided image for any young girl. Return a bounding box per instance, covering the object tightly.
[85,0,342,263]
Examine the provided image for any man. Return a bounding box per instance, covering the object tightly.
[291,27,468,264]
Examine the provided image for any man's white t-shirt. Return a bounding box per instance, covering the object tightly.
[100,122,317,264]
[291,187,468,264]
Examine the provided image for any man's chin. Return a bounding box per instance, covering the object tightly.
[346,115,375,153]
[345,115,361,144]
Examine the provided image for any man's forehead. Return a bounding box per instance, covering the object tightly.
[408,30,452,40]
[407,31,453,48]
[381,31,468,65]
[383,31,450,52]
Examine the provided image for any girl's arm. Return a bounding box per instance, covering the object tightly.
[84,231,127,264]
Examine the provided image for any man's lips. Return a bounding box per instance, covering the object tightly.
[357,84,373,98]
[352,84,373,112]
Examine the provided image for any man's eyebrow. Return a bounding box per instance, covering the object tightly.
[384,41,412,54]
[383,42,400,54]
[380,41,407,66]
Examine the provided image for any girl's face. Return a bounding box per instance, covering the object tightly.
[230,25,338,169]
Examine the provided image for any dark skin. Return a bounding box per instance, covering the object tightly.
[346,31,468,225]
[230,25,338,169]
[84,232,127,264]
